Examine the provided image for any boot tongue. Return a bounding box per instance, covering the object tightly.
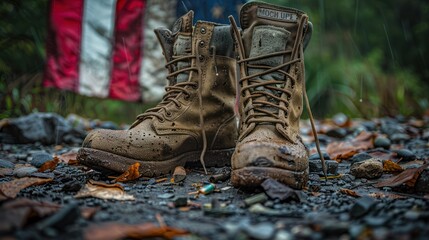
[172,11,193,83]
[239,2,305,110]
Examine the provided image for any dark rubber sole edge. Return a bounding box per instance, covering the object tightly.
[231,166,309,190]
[77,147,234,177]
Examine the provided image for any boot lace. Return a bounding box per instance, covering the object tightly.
[130,54,198,128]
[229,15,328,179]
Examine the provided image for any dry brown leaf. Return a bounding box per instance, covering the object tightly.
[0,198,99,232]
[339,188,360,197]
[367,192,406,199]
[114,163,141,182]
[383,160,403,172]
[83,222,189,240]
[172,166,186,183]
[38,157,59,172]
[75,180,134,201]
[68,159,79,165]
[0,177,53,199]
[327,131,374,160]
[374,163,429,188]
[57,151,78,164]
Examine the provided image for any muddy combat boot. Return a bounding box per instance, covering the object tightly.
[77,11,238,176]
[228,2,314,189]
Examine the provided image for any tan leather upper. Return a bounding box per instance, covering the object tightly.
[232,2,311,172]
[83,12,238,162]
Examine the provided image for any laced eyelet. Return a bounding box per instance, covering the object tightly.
[176,104,182,109]
[184,94,190,100]
[166,111,172,117]
[158,118,165,123]
[199,55,205,62]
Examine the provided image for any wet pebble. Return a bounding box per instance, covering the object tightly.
[395,149,416,161]
[30,152,53,167]
[350,158,383,179]
[309,152,331,160]
[350,152,372,163]
[374,137,391,149]
[390,133,410,142]
[243,222,275,240]
[326,128,347,138]
[157,193,175,199]
[13,166,38,178]
[0,159,14,168]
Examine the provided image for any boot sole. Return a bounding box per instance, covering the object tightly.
[77,147,234,177]
[231,167,309,190]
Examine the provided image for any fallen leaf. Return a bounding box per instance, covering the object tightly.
[261,178,300,202]
[0,198,60,232]
[57,150,78,164]
[327,131,374,160]
[340,188,360,197]
[0,198,99,232]
[68,159,79,165]
[83,222,189,240]
[38,157,59,172]
[367,149,394,161]
[75,180,135,201]
[383,160,403,172]
[172,166,186,183]
[374,163,429,188]
[367,192,406,199]
[114,163,141,182]
[0,177,53,199]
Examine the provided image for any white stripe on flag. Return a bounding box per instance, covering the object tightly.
[139,0,177,102]
[78,0,116,98]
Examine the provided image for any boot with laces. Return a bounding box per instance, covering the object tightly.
[229,2,316,189]
[77,11,238,176]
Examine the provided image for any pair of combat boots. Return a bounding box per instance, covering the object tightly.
[77,1,316,189]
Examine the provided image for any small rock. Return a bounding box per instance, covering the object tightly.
[333,113,349,127]
[326,128,347,138]
[309,152,331,160]
[395,149,416,161]
[173,196,188,207]
[374,137,391,149]
[350,152,372,164]
[157,193,175,199]
[13,166,38,178]
[350,196,375,218]
[350,158,383,179]
[243,222,275,240]
[30,152,53,167]
[274,230,292,240]
[390,133,410,142]
[0,159,14,168]
[309,159,338,175]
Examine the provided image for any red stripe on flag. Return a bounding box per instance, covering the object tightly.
[43,0,84,92]
[109,0,146,101]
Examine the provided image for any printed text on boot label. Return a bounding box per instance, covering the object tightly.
[257,7,297,22]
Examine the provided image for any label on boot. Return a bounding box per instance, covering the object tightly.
[257,7,297,22]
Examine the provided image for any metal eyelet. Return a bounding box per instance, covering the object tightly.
[198,55,205,62]
[199,40,205,47]
[166,111,172,117]
[200,27,206,34]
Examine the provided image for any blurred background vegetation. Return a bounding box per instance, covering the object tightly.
[1,0,428,124]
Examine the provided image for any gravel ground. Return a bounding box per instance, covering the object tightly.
[1,114,428,240]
